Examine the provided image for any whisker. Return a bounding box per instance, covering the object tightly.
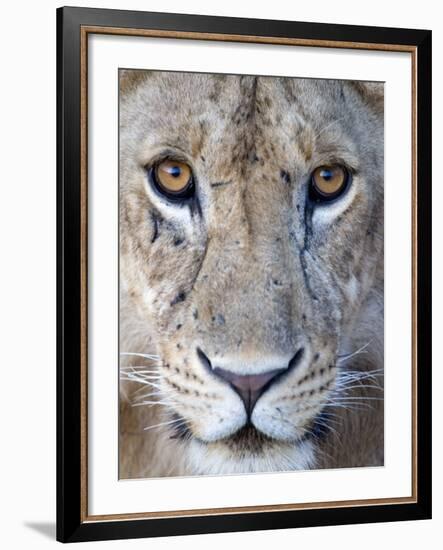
[133,386,174,396]
[143,418,187,431]
[132,400,177,408]
[121,377,164,390]
[327,396,383,401]
[121,373,163,381]
[133,390,164,400]
[312,418,341,439]
[120,365,160,370]
[338,368,384,379]
[337,340,373,363]
[334,383,383,392]
[303,429,334,461]
[321,403,371,411]
[121,368,161,374]
[131,384,156,397]
[315,410,342,421]
[120,352,160,360]
[120,366,182,382]
[314,116,347,139]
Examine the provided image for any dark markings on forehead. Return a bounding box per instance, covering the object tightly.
[231,76,258,126]
[281,78,298,105]
[228,77,264,177]
[208,74,229,103]
[298,131,313,162]
[263,95,273,108]
[191,120,208,158]
[279,77,314,124]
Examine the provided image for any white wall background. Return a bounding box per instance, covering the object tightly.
[0,0,438,548]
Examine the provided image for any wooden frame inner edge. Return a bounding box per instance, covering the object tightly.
[79,25,418,523]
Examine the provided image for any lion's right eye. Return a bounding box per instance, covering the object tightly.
[149,159,195,201]
[309,165,350,203]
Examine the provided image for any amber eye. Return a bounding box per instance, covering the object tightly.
[310,165,350,202]
[151,159,195,200]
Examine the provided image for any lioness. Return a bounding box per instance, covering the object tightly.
[119,71,384,477]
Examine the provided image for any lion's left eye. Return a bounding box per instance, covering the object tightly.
[149,159,195,201]
[309,165,350,202]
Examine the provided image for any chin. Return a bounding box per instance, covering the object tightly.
[183,426,316,476]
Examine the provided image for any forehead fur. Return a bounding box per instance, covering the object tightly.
[120,71,383,190]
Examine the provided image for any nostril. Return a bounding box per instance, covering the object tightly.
[288,347,305,372]
[196,347,212,372]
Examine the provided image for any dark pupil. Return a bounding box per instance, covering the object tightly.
[169,165,181,178]
[320,169,333,181]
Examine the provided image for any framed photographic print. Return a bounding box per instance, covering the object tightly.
[56,6,432,543]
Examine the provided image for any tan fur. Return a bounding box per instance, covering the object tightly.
[119,71,384,478]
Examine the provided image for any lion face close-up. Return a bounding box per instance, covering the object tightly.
[119,71,384,478]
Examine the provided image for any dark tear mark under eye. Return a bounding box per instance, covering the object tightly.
[150,210,185,246]
[150,211,162,243]
[188,194,202,218]
[299,199,318,302]
[303,200,314,246]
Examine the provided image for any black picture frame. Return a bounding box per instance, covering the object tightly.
[57,6,432,543]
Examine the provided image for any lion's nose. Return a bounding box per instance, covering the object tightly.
[212,367,285,414]
[197,348,304,415]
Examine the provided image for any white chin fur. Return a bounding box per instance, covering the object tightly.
[183,438,316,476]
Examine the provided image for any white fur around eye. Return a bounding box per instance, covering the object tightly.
[311,176,358,227]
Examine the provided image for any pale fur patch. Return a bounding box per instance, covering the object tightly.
[185,438,315,476]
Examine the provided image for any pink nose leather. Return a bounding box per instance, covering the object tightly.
[212,367,285,414]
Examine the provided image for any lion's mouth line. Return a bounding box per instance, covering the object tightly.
[167,411,328,448]
[189,424,295,449]
[167,413,284,444]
